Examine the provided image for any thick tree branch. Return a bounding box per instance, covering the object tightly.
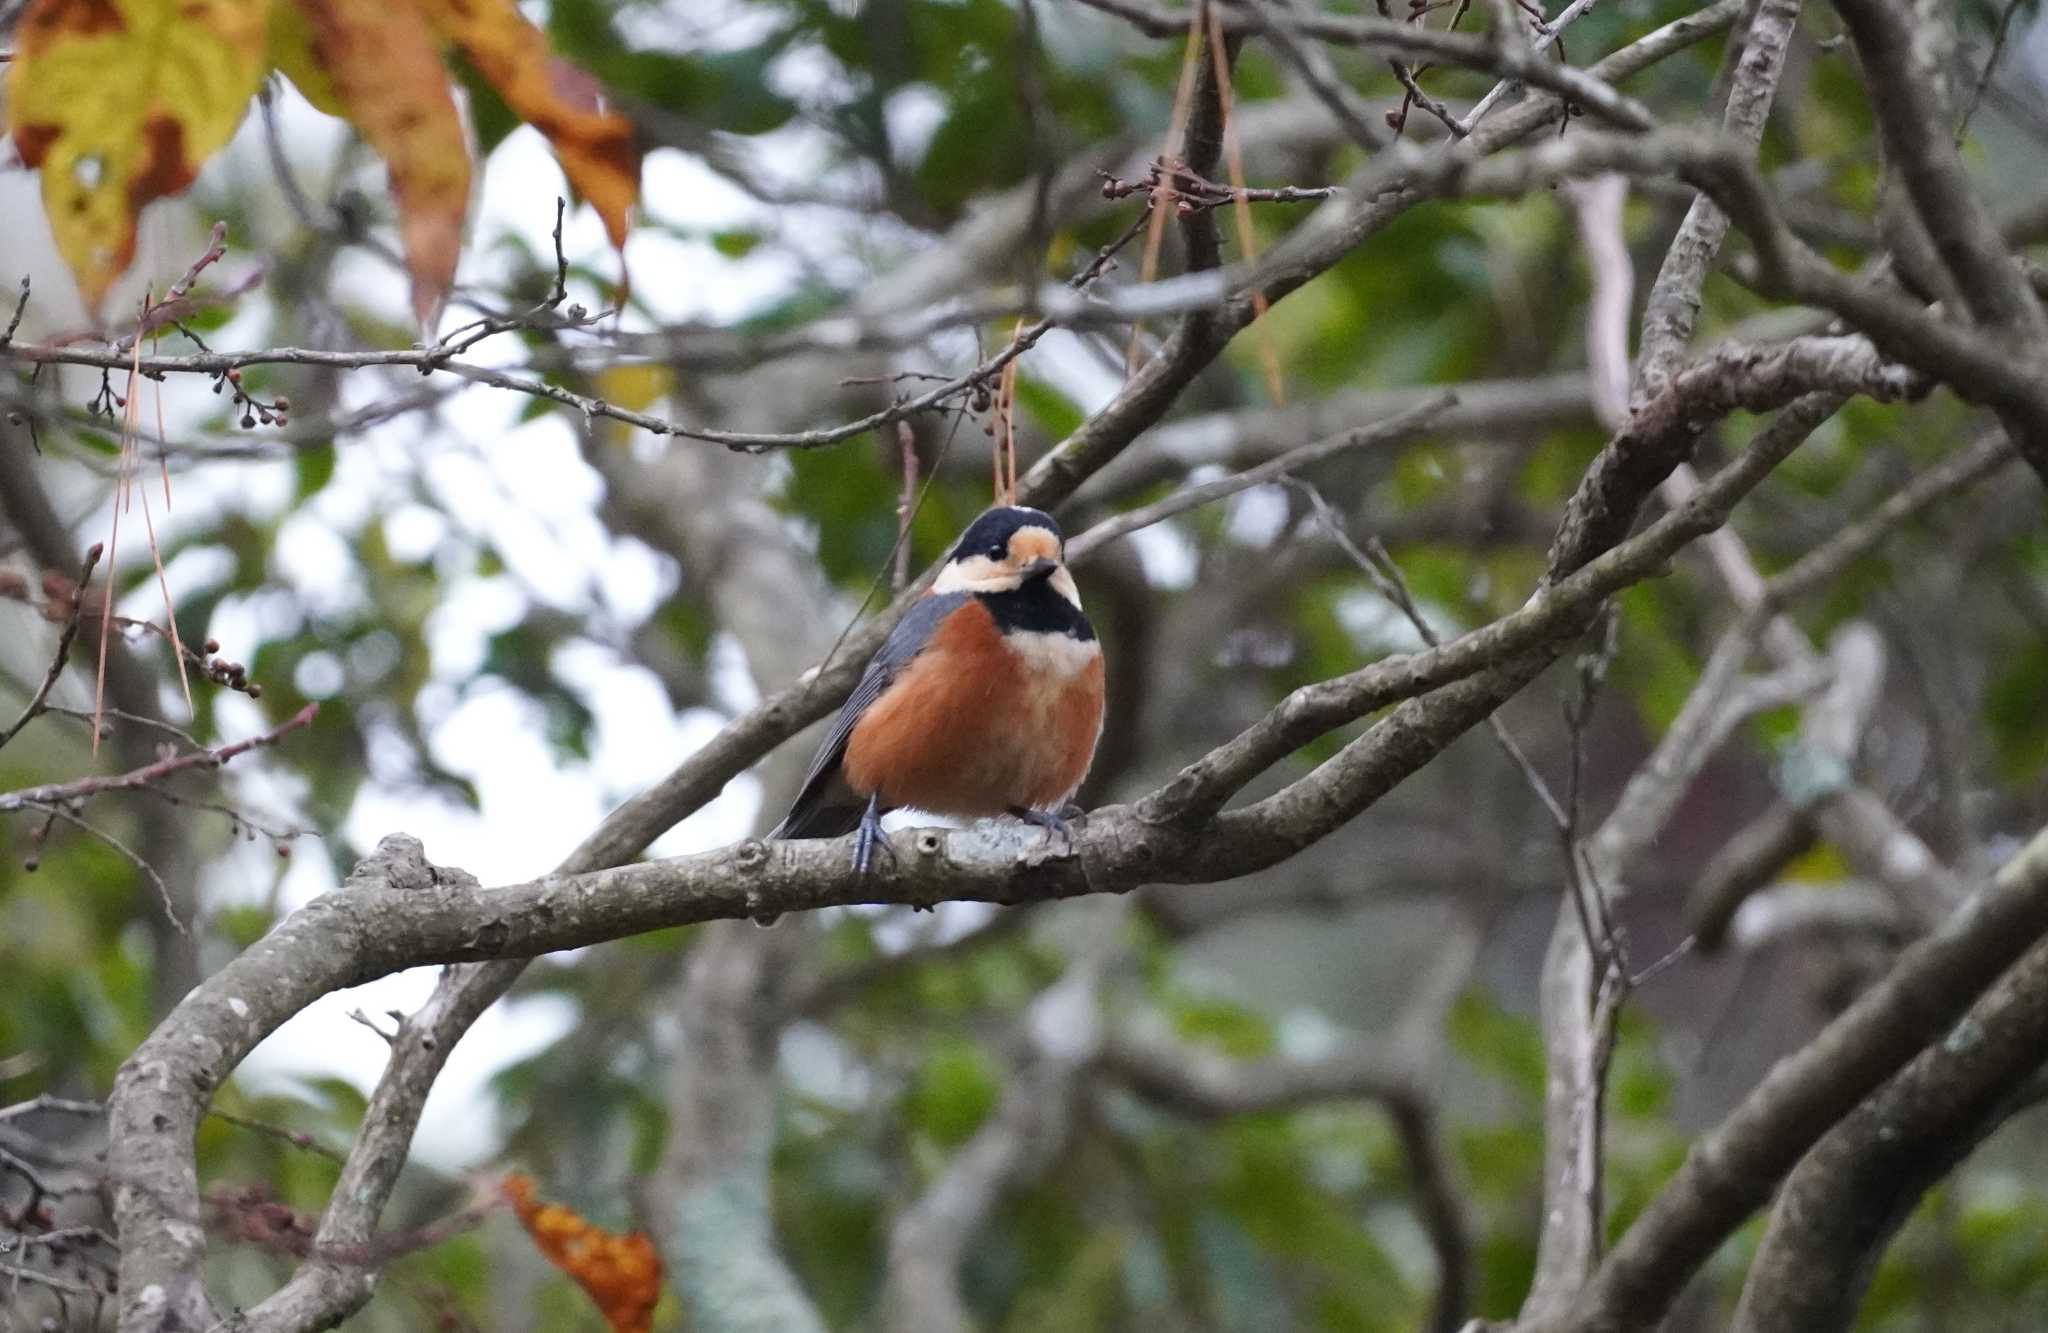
[1529,823,2048,1333]
[1830,0,2048,340]
[1728,921,2048,1326]
[1143,368,1878,829]
[1729,936,2048,1330]
[1633,0,1805,403]
[1077,0,1657,130]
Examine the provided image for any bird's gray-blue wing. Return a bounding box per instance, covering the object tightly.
[770,593,970,839]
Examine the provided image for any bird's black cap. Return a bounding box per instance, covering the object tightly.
[949,506,1063,562]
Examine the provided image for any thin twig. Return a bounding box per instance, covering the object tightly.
[0,543,102,752]
[1457,0,1605,131]
[1290,477,1572,830]
[20,799,187,934]
[0,1094,102,1122]
[207,1108,349,1165]
[0,277,28,350]
[0,703,318,813]
[1066,393,1457,562]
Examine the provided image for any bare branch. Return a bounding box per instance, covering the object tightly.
[1633,0,1806,403]
[1831,0,2048,340]
[0,703,316,814]
[1726,881,1907,950]
[1688,803,1817,948]
[1560,175,1634,433]
[1075,0,1658,130]
[1064,392,1458,562]
[1239,0,1389,151]
[1757,430,2018,611]
[881,939,1112,1333]
[1529,824,2048,1333]
[0,542,101,752]
[1458,0,1610,131]
[1102,1021,1472,1332]
[1732,927,2048,1329]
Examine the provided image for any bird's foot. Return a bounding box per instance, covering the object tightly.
[854,795,898,876]
[1009,805,1076,851]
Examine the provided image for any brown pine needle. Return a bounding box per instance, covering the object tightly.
[126,312,190,714]
[991,384,1006,503]
[894,422,918,591]
[96,293,192,751]
[153,341,173,508]
[1002,318,1024,503]
[989,319,1025,507]
[143,334,191,711]
[1205,4,1285,404]
[1127,3,1207,377]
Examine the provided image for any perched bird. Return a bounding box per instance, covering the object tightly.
[771,505,1105,872]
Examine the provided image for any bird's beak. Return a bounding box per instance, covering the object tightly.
[1020,557,1060,582]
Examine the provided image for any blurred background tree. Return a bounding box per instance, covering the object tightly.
[3,0,2048,1329]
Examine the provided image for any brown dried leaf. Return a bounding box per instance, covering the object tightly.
[415,0,640,251]
[503,1174,662,1333]
[289,0,471,327]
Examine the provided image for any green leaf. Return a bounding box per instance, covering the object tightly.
[907,1037,1002,1147]
[293,443,336,502]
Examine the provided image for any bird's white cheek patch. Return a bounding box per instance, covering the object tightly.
[935,557,1022,594]
[1049,566,1083,610]
[1004,630,1099,680]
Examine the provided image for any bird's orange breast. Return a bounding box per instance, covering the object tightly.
[842,599,1104,817]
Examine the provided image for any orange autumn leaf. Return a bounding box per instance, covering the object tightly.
[503,1174,662,1333]
[287,0,470,327]
[415,0,640,251]
[6,0,271,315]
[7,0,636,318]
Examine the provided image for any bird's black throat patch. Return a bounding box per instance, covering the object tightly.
[978,574,1095,640]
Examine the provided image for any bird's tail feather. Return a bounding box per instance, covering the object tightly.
[770,795,866,842]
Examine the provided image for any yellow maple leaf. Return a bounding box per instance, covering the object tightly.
[504,1174,663,1333]
[285,0,471,327]
[7,0,272,315]
[265,0,343,118]
[414,0,640,252]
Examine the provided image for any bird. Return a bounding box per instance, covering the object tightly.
[770,505,1105,874]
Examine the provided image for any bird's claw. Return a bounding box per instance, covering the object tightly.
[854,794,897,876]
[1009,805,1076,850]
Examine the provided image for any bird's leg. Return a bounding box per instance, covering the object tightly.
[854,794,896,875]
[1008,805,1075,850]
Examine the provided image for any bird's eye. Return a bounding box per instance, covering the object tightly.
[986,543,1007,561]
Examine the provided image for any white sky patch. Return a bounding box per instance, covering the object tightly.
[152,544,237,607]
[239,969,580,1169]
[779,1023,876,1111]
[1125,523,1198,589]
[1029,329,1131,414]
[883,84,948,168]
[1334,588,1435,655]
[272,514,366,619]
[382,504,453,564]
[1223,484,1291,548]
